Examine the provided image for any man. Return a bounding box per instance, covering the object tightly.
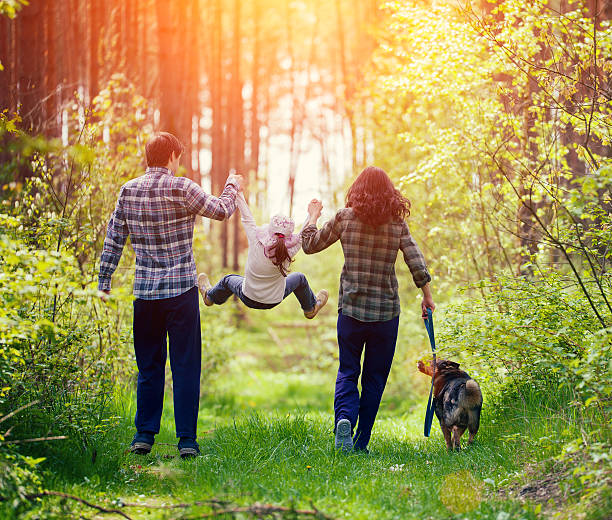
[98,132,242,458]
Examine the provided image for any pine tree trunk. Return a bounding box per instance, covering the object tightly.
[45,0,59,136]
[0,15,12,111]
[16,0,43,132]
[230,0,244,271]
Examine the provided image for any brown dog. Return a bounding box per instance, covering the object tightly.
[418,359,482,450]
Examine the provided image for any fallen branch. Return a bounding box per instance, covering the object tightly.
[272,322,320,329]
[267,327,283,348]
[19,491,133,520]
[183,501,337,519]
[0,400,40,425]
[10,491,337,520]
[121,498,229,509]
[0,435,67,445]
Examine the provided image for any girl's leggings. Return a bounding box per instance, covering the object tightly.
[207,272,317,311]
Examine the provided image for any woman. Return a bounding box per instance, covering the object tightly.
[301,166,435,452]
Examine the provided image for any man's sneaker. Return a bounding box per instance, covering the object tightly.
[129,432,154,455]
[304,290,329,319]
[335,419,353,452]
[178,438,200,459]
[197,273,214,306]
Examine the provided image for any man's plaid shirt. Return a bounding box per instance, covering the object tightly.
[301,208,431,322]
[98,167,238,300]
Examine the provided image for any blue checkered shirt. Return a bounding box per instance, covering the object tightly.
[98,167,239,300]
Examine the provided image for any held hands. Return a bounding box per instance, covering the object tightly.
[226,172,245,191]
[308,199,323,219]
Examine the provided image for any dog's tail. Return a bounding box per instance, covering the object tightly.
[464,379,482,407]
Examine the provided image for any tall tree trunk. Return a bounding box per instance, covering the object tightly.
[89,0,102,99]
[45,0,59,136]
[249,0,261,182]
[286,0,298,217]
[230,0,244,271]
[335,0,356,174]
[126,0,138,86]
[188,0,201,185]
[16,0,43,132]
[209,0,229,267]
[0,15,13,111]
[155,0,178,134]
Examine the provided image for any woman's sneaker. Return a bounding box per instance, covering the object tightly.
[197,273,214,306]
[304,290,329,319]
[335,419,353,452]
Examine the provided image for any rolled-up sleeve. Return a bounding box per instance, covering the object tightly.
[98,189,129,292]
[183,179,238,221]
[301,211,343,254]
[400,222,431,288]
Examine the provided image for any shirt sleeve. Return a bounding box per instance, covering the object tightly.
[300,210,343,254]
[400,222,431,288]
[98,189,129,292]
[236,192,258,243]
[183,178,239,220]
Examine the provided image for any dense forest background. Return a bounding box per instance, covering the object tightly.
[0,0,610,518]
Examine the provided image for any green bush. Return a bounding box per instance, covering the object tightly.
[439,268,611,512]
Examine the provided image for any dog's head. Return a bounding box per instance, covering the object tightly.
[434,359,461,372]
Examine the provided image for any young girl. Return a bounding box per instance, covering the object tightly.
[301,166,435,453]
[198,192,328,318]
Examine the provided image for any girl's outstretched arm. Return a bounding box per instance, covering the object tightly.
[236,192,257,243]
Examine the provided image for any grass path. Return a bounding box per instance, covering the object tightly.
[42,405,537,520]
[24,300,552,519]
[36,371,549,520]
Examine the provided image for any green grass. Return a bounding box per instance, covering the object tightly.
[15,367,570,519]
[30,395,542,520]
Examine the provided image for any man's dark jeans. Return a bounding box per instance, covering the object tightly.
[208,272,317,311]
[133,286,201,441]
[334,312,399,450]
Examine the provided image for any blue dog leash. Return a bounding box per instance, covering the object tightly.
[423,307,436,437]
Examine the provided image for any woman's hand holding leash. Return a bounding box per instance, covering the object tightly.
[421,282,435,318]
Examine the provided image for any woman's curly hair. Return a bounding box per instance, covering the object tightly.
[346,166,411,227]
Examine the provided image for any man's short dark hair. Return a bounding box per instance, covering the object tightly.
[145,132,185,167]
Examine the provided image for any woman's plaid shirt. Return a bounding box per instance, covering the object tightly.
[301,208,431,322]
[98,167,238,300]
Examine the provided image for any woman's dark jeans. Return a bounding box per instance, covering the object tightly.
[334,312,399,450]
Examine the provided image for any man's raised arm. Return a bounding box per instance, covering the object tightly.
[183,174,243,221]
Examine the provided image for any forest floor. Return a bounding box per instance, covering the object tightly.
[27,293,582,520]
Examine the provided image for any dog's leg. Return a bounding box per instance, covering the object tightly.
[452,426,466,451]
[441,424,453,450]
[467,410,480,445]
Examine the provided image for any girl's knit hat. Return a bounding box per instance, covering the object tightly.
[256,214,301,259]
